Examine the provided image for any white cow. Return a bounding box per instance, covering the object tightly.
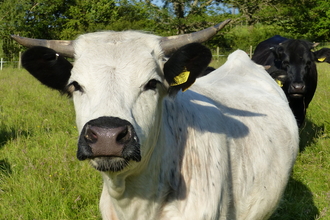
[13,20,299,220]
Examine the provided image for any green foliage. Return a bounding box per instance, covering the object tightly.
[60,0,154,39]
[0,0,155,58]
[0,0,77,59]
[0,0,330,60]
[218,0,330,42]
[299,0,330,41]
[221,23,288,52]
[60,0,118,39]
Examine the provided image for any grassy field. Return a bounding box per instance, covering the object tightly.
[0,60,329,219]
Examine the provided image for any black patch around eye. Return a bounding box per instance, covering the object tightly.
[144,79,160,91]
[67,81,83,95]
[282,61,289,68]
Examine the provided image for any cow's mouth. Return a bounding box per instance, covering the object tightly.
[90,157,130,172]
[289,93,304,98]
[288,82,305,98]
[77,116,141,172]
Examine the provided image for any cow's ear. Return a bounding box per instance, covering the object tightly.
[313,48,330,63]
[22,46,73,93]
[163,43,212,95]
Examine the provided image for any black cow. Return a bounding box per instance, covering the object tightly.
[252,35,330,127]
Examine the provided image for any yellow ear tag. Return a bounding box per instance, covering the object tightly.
[275,79,283,87]
[318,57,326,62]
[170,70,190,86]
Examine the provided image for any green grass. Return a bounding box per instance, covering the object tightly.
[0,62,330,219]
[0,69,101,219]
[271,63,330,220]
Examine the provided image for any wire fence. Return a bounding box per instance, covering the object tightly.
[0,60,20,70]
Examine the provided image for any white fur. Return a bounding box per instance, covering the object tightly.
[70,31,299,220]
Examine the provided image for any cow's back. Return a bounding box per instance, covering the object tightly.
[170,50,299,219]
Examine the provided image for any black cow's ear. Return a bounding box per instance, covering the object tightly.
[313,48,330,63]
[22,46,73,93]
[163,43,212,95]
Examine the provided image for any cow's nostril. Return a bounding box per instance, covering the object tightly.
[85,126,98,143]
[116,126,131,144]
[290,83,305,93]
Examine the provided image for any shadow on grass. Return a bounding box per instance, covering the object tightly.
[0,128,31,177]
[299,118,326,152]
[0,128,31,149]
[0,159,12,176]
[270,177,319,220]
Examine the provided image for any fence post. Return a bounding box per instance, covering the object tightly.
[217,47,220,62]
[0,58,3,70]
[18,51,22,69]
[249,45,253,58]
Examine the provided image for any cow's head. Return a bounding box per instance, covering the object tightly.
[271,39,318,98]
[12,20,230,173]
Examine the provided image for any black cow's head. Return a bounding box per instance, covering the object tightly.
[253,36,330,127]
[270,39,320,127]
[271,40,316,98]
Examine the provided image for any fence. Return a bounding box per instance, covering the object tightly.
[212,46,254,62]
[1,43,329,70]
[0,52,21,70]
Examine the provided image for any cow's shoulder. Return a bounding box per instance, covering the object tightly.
[252,35,288,65]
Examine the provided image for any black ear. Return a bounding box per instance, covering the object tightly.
[163,43,212,95]
[313,48,330,63]
[22,46,73,93]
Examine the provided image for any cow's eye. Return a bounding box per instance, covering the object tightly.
[144,79,160,91]
[67,81,83,93]
[282,61,289,68]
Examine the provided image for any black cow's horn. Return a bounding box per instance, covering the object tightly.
[160,19,231,56]
[10,35,75,58]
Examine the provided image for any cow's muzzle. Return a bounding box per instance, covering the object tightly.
[288,82,306,98]
[77,116,141,172]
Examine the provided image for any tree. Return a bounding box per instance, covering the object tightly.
[276,0,330,41]
[217,0,330,42]
[217,0,286,25]
[0,0,154,59]
[310,0,330,41]
[60,0,155,39]
[145,0,229,34]
[0,0,76,59]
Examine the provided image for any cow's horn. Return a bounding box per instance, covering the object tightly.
[160,19,231,56]
[10,35,74,58]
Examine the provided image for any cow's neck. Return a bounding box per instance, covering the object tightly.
[101,141,173,219]
[100,102,174,218]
